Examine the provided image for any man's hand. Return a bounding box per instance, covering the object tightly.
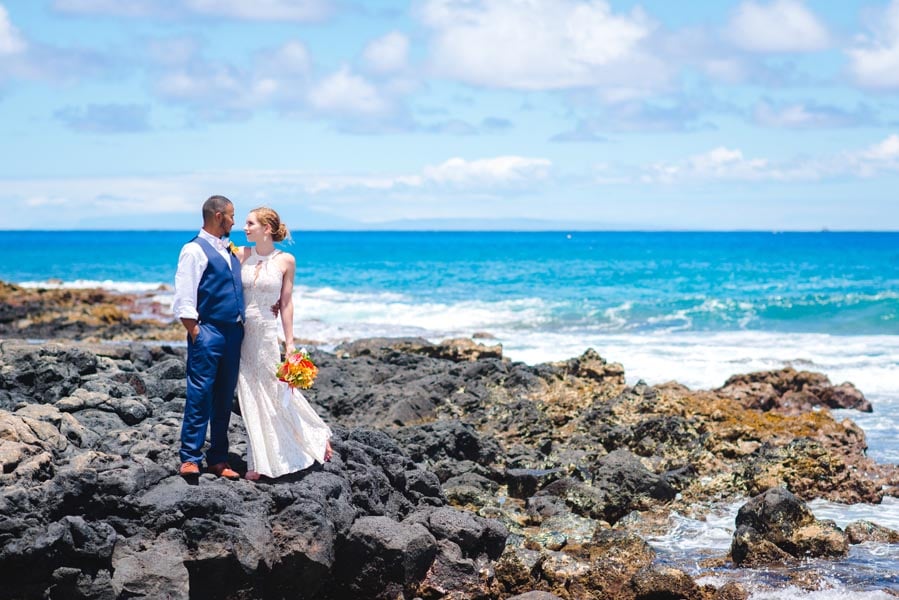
[181,318,200,342]
[270,299,281,317]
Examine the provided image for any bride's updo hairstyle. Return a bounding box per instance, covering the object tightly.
[252,206,291,242]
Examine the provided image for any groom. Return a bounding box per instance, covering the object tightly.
[173,195,244,479]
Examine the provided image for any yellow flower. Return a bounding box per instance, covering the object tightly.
[276,349,318,389]
[228,241,239,256]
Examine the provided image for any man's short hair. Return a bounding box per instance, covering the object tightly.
[202,195,232,222]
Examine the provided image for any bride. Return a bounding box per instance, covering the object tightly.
[236,206,332,481]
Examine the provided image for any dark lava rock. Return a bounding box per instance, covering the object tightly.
[730,486,848,566]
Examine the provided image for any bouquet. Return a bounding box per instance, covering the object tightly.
[276,348,318,389]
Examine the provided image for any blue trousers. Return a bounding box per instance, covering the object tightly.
[180,321,243,465]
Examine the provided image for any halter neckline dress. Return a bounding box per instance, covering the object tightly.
[236,247,331,477]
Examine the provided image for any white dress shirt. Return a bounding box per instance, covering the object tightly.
[172,229,234,321]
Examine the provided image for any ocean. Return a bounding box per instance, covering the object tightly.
[3,229,898,596]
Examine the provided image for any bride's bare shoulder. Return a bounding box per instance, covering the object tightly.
[276,250,296,265]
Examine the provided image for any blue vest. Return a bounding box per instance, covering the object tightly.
[194,237,245,324]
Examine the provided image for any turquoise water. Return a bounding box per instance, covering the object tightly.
[4,230,898,334]
[3,229,899,595]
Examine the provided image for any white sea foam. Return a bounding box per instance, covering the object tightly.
[650,498,899,556]
[808,497,899,532]
[293,285,552,342]
[601,301,633,330]
[647,502,742,556]
[19,279,171,294]
[285,284,899,393]
[743,587,895,600]
[655,500,899,597]
[35,281,898,403]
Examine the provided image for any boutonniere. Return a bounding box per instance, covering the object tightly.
[228,241,239,256]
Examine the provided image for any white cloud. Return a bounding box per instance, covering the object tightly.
[754,101,824,128]
[307,66,390,116]
[726,0,830,53]
[146,37,201,66]
[156,65,247,103]
[641,134,899,184]
[303,174,423,194]
[0,158,554,228]
[850,134,899,176]
[645,147,772,184]
[753,100,872,129]
[362,32,409,75]
[302,156,552,192]
[148,40,405,124]
[422,156,552,187]
[847,0,899,89]
[152,41,313,111]
[54,0,333,21]
[418,0,668,94]
[4,174,200,225]
[861,134,899,160]
[184,0,331,22]
[267,40,312,75]
[0,4,26,55]
[53,0,161,17]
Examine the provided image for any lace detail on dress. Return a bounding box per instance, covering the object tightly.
[236,248,331,478]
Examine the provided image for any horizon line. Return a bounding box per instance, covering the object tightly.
[2,228,899,234]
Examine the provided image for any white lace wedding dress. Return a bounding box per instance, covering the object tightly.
[236,247,331,478]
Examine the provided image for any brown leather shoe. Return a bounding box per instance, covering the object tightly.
[179,461,200,476]
[208,462,240,480]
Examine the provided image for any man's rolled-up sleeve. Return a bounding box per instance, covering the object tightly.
[172,246,204,320]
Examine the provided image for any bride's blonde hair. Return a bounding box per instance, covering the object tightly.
[251,206,290,242]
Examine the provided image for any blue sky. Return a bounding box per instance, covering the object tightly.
[2,0,899,230]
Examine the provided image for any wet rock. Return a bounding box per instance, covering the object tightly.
[712,582,749,600]
[423,337,504,362]
[592,449,677,522]
[551,348,626,386]
[507,592,564,600]
[739,438,883,504]
[556,529,657,600]
[0,284,180,343]
[719,367,872,413]
[730,487,849,566]
[630,565,701,600]
[844,520,899,544]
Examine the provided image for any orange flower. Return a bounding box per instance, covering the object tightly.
[276,349,318,389]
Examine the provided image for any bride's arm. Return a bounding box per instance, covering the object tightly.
[278,253,297,352]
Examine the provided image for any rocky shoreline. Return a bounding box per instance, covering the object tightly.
[1,281,898,599]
